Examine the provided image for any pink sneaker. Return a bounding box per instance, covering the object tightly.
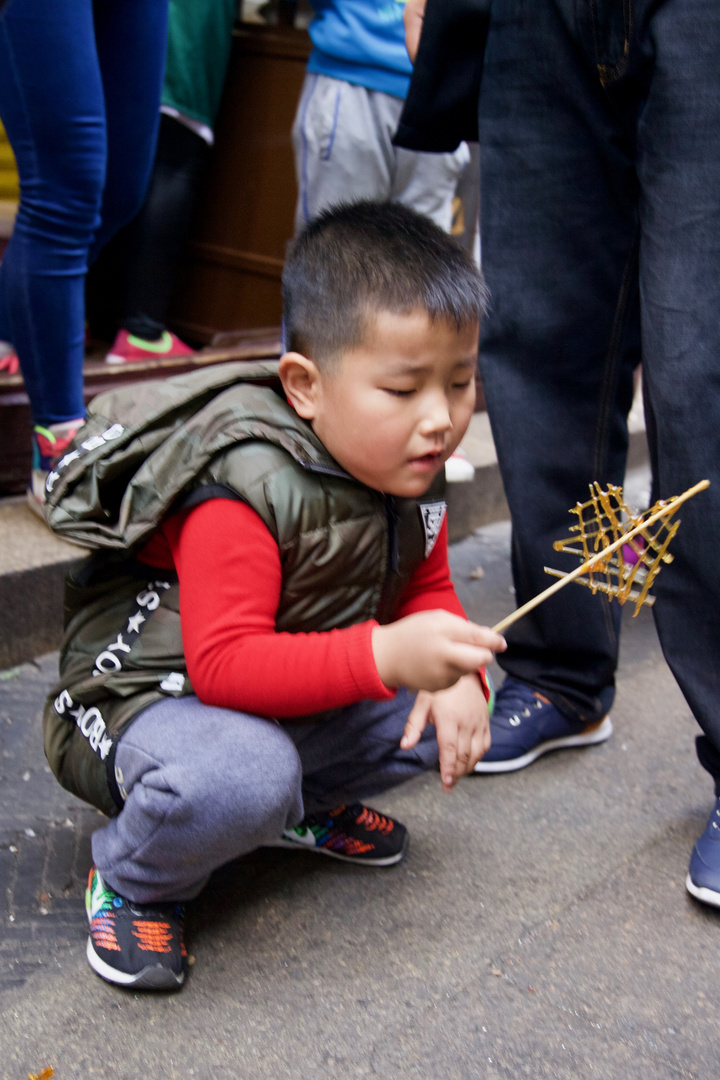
[105,329,195,364]
[29,419,84,515]
[0,341,19,375]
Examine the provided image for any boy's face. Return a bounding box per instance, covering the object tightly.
[283,309,479,497]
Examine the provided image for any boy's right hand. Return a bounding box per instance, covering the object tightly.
[372,610,506,692]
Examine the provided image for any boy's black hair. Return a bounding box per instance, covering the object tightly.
[282,200,488,365]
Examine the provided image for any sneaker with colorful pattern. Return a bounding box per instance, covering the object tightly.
[106,328,194,364]
[29,420,84,513]
[85,866,187,990]
[271,803,408,866]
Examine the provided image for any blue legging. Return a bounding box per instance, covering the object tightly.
[0,0,168,425]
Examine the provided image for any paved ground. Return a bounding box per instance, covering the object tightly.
[1,517,718,1080]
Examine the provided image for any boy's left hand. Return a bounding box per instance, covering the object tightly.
[400,674,491,793]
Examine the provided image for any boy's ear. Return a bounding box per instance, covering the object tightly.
[279,351,321,420]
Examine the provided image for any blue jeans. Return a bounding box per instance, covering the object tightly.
[0,0,168,425]
[478,0,720,785]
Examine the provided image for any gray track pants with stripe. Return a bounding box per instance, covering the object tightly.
[91,690,438,903]
[292,73,472,234]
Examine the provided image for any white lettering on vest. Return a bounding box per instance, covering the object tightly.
[92,632,132,677]
[47,423,126,491]
[56,694,113,761]
[136,588,160,611]
[54,689,73,714]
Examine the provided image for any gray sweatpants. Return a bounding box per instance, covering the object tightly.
[91,690,438,904]
[292,73,472,233]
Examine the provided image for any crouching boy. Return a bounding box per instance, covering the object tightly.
[43,201,506,990]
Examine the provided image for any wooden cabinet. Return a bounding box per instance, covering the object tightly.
[168,24,310,343]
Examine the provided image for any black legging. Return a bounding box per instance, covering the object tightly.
[87,113,209,342]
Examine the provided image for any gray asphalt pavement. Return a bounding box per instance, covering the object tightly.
[1,519,718,1080]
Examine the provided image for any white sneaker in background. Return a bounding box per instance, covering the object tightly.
[445,448,475,483]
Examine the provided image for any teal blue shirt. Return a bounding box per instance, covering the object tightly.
[161,0,238,131]
[307,0,412,100]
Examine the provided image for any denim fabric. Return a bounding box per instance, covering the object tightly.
[0,0,168,424]
[477,0,720,782]
[87,114,209,341]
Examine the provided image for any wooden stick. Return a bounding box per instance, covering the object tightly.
[492,479,710,634]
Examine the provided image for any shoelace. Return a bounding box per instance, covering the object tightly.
[494,681,547,727]
[90,913,121,952]
[355,806,394,835]
[131,920,174,953]
[305,806,383,854]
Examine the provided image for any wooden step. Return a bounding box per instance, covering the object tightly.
[0,328,282,494]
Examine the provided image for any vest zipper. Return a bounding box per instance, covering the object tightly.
[384,494,400,574]
[304,461,400,613]
[374,494,401,625]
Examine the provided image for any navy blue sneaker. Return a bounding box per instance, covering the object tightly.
[474,677,613,773]
[686,797,720,909]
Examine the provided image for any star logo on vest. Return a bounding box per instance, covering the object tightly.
[419,500,447,558]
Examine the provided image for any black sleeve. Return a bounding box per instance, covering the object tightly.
[393,0,491,153]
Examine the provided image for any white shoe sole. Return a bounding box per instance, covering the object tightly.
[474,715,613,773]
[86,937,185,989]
[685,873,720,909]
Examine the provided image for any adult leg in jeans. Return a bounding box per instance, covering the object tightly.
[87,114,209,342]
[0,0,167,425]
[636,0,720,790]
[90,0,169,259]
[478,0,639,725]
[478,0,720,874]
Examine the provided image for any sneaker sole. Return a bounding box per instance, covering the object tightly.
[85,892,185,990]
[473,715,613,774]
[685,873,720,909]
[106,351,193,364]
[106,353,151,364]
[86,937,185,990]
[267,831,409,867]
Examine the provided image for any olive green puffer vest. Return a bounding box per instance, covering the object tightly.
[42,362,447,815]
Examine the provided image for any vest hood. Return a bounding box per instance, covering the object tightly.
[44,360,349,552]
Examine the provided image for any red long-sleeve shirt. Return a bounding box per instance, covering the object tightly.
[139,497,475,719]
